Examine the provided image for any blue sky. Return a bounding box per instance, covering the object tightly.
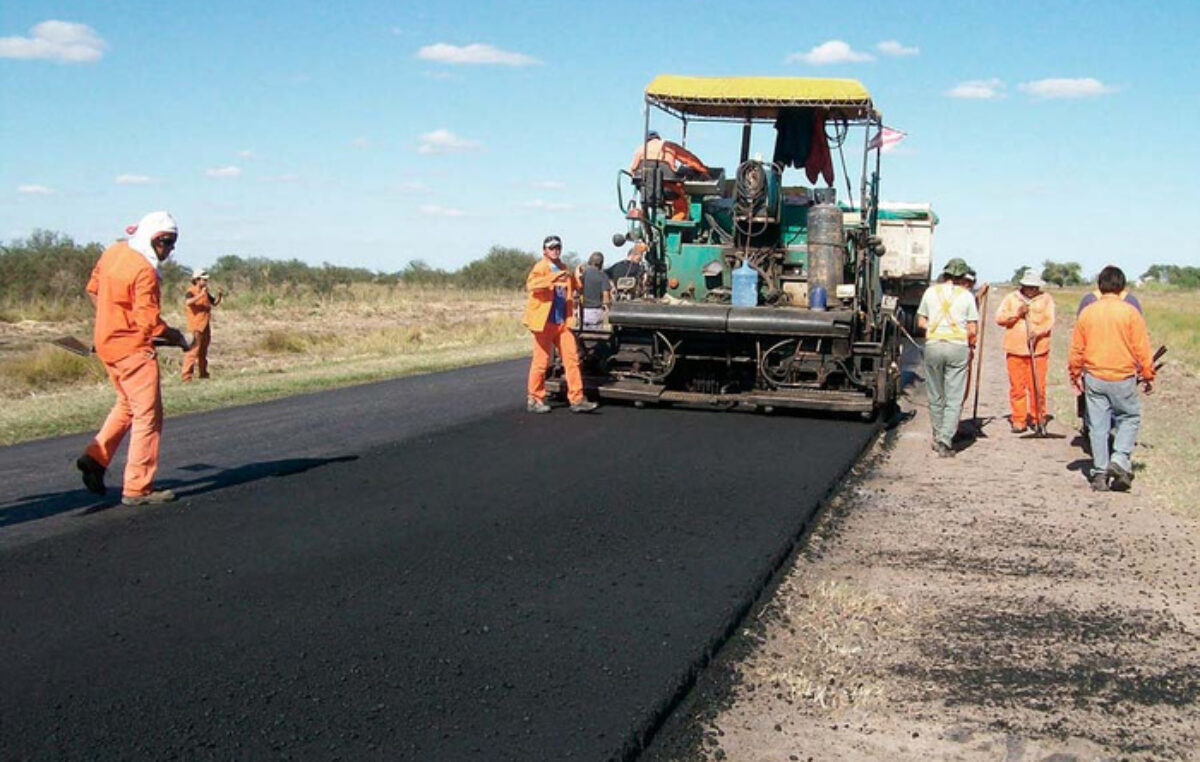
[2,0,1198,281]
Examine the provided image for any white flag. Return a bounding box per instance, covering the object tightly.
[869,126,906,152]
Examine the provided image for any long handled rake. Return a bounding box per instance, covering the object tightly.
[970,288,989,433]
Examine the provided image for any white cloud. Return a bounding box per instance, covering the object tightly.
[417,42,539,66]
[396,180,427,193]
[945,78,1005,99]
[0,20,106,63]
[264,174,300,183]
[350,137,372,149]
[205,165,242,178]
[787,40,874,65]
[1019,77,1114,99]
[17,184,53,195]
[533,180,566,190]
[417,129,480,155]
[419,204,465,217]
[524,199,573,211]
[877,40,919,57]
[238,149,255,158]
[116,174,152,185]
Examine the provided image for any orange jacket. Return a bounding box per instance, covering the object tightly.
[522,257,580,333]
[185,285,214,331]
[1068,294,1155,383]
[994,290,1056,356]
[87,241,169,364]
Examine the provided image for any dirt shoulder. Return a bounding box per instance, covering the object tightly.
[647,315,1200,761]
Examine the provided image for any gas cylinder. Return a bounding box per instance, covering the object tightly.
[731,259,758,307]
[807,203,845,309]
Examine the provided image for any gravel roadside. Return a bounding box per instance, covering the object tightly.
[646,316,1200,761]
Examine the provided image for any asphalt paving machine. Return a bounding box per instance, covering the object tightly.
[553,75,901,416]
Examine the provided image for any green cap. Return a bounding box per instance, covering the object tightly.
[942,257,971,277]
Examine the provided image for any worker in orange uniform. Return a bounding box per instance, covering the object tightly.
[994,269,1056,433]
[523,235,598,414]
[1068,265,1156,492]
[630,130,710,220]
[181,269,223,381]
[75,212,190,506]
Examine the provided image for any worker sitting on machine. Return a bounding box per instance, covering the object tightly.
[630,130,710,220]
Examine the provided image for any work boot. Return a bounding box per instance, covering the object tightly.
[1090,472,1110,492]
[526,398,552,414]
[1107,462,1134,491]
[121,489,177,507]
[569,400,599,413]
[76,454,107,495]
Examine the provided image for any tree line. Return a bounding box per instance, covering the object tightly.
[1,230,544,319]
[1010,260,1199,288]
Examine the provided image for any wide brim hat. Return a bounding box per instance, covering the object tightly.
[192,269,209,280]
[1019,270,1045,288]
[941,257,971,278]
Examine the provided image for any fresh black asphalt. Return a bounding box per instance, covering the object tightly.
[0,360,875,760]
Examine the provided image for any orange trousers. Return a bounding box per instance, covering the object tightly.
[85,351,163,497]
[1005,353,1049,426]
[527,322,584,404]
[181,326,211,380]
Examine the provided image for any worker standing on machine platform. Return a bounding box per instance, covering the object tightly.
[606,242,647,282]
[916,257,979,458]
[1068,265,1155,492]
[995,269,1056,433]
[630,130,710,221]
[523,235,598,414]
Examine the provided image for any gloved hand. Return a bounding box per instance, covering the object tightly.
[162,327,192,351]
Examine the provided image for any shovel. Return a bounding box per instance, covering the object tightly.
[50,334,191,357]
[968,287,989,436]
[1020,312,1064,439]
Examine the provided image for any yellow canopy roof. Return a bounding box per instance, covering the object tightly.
[645,75,875,120]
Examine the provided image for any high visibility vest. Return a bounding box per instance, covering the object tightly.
[926,283,969,343]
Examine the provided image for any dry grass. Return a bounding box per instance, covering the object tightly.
[0,344,106,392]
[0,285,528,445]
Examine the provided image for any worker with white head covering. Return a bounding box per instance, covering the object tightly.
[995,267,1057,433]
[181,267,223,381]
[76,211,191,506]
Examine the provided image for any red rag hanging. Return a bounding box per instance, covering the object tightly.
[804,109,835,186]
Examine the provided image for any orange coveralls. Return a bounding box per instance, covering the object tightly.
[523,257,584,405]
[630,138,709,220]
[85,241,170,497]
[995,290,1056,426]
[181,285,215,380]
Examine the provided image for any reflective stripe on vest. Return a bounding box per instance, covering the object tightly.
[927,283,968,342]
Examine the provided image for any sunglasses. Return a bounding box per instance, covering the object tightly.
[153,236,177,247]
